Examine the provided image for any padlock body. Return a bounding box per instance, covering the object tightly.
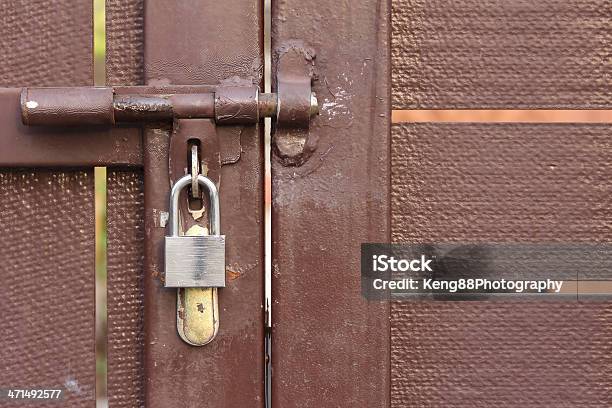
[165,235,226,287]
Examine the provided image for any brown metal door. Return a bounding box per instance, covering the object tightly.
[270,0,390,406]
[0,0,264,407]
[0,2,98,406]
[270,1,612,408]
[107,0,267,406]
[1,0,611,407]
[388,2,612,406]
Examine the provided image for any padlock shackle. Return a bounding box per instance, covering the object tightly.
[169,174,220,237]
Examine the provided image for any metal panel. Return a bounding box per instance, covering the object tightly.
[0,88,142,168]
[106,0,144,86]
[106,170,145,408]
[392,123,612,241]
[0,2,96,406]
[391,123,612,406]
[0,170,95,405]
[105,4,146,406]
[0,2,139,169]
[0,1,92,87]
[392,0,611,109]
[271,0,390,406]
[142,1,265,406]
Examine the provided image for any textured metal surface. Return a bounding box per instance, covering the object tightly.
[392,123,612,241]
[391,123,612,406]
[0,170,95,407]
[105,3,146,406]
[271,0,390,406]
[0,88,142,167]
[106,170,145,408]
[144,6,261,85]
[392,0,612,109]
[106,0,144,86]
[0,1,92,87]
[0,1,140,168]
[392,301,612,407]
[0,2,96,406]
[143,1,264,406]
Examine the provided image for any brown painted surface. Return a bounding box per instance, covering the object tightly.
[101,7,147,406]
[0,88,141,167]
[0,2,96,407]
[142,1,265,406]
[106,170,145,408]
[21,87,115,126]
[271,0,390,407]
[272,41,318,166]
[392,0,611,109]
[0,1,93,87]
[392,123,612,241]
[0,171,95,407]
[106,0,144,87]
[391,123,612,406]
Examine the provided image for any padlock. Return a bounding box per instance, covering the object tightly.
[165,174,226,287]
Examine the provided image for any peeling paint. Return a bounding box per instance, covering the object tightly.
[64,377,82,394]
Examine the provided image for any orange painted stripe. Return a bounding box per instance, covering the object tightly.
[392,110,612,124]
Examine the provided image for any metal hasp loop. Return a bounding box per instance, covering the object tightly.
[165,174,225,288]
[169,174,220,236]
[272,41,319,166]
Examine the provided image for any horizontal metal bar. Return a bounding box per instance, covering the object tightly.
[0,83,317,167]
[0,88,143,167]
[21,85,281,126]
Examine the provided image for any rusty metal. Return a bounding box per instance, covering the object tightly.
[171,93,216,120]
[21,87,115,125]
[272,40,319,166]
[190,144,200,198]
[142,0,265,406]
[271,0,390,407]
[214,85,260,125]
[275,41,316,128]
[170,119,219,222]
[0,88,142,167]
[21,85,317,127]
[258,92,278,117]
[113,95,173,122]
